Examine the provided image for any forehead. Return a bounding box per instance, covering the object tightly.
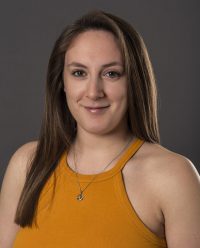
[65,30,123,65]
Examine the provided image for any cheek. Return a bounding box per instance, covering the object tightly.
[112,86,128,115]
[64,84,74,108]
[108,83,128,104]
[64,82,82,102]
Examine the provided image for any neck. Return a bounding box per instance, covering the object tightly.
[73,128,134,156]
[68,128,135,174]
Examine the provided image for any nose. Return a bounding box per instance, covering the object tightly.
[86,77,105,100]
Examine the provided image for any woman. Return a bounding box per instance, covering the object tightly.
[0,10,199,248]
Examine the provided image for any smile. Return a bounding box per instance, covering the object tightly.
[84,106,109,114]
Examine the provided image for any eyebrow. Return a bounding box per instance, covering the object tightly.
[66,61,123,69]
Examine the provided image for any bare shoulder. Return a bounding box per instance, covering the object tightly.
[11,140,38,164]
[0,141,38,247]
[135,141,199,177]
[4,141,38,186]
[136,142,200,246]
[2,141,38,188]
[135,141,200,197]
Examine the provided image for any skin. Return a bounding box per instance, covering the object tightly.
[63,30,133,171]
[63,30,130,136]
[0,30,200,247]
[62,30,200,245]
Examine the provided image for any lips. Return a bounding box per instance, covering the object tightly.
[83,105,109,114]
[84,105,109,109]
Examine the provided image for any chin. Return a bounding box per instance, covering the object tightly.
[79,119,127,135]
[79,123,115,135]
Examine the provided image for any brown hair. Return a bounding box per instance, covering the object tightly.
[15,9,160,227]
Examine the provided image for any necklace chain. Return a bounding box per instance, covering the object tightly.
[72,136,134,201]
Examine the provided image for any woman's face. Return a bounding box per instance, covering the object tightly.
[63,30,128,136]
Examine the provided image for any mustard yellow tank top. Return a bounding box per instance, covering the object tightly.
[13,138,167,247]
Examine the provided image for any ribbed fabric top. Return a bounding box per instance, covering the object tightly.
[13,138,167,248]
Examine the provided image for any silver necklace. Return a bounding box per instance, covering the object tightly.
[72,137,134,201]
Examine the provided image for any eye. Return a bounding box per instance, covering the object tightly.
[104,71,121,78]
[71,70,86,77]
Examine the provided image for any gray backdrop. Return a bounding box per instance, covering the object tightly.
[0,0,199,185]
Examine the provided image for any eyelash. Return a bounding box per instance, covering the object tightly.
[71,70,122,79]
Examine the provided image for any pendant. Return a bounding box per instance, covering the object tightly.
[77,192,84,201]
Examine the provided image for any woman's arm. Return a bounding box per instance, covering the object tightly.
[0,142,37,248]
[159,156,200,247]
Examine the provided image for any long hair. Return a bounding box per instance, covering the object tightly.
[15,10,160,227]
